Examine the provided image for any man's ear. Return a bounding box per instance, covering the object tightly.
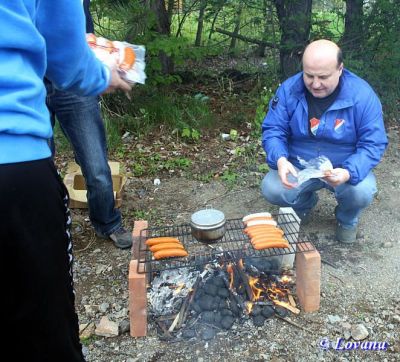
[338,63,344,74]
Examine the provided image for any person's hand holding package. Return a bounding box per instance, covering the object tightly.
[104,66,133,95]
[322,168,350,187]
[277,157,299,189]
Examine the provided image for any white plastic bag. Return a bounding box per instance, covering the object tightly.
[87,34,146,84]
[295,155,333,186]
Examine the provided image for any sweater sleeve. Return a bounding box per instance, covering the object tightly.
[36,0,109,96]
[261,85,291,169]
[342,89,388,184]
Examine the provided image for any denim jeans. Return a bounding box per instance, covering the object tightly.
[45,81,121,236]
[261,169,377,228]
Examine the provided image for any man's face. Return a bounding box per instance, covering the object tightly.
[303,61,343,98]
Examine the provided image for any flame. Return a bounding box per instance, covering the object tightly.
[246,301,253,314]
[226,263,234,289]
[248,276,263,301]
[173,283,185,295]
[279,275,292,284]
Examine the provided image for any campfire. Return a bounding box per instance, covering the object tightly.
[129,209,321,338]
[148,256,300,340]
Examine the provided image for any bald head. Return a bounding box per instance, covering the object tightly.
[303,40,342,69]
[302,40,343,98]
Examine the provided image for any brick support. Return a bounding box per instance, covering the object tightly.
[295,242,321,312]
[128,260,147,337]
[129,220,148,337]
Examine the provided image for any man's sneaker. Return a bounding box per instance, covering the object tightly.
[107,226,133,249]
[336,224,357,244]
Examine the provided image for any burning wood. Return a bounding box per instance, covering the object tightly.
[149,257,301,340]
[273,300,300,315]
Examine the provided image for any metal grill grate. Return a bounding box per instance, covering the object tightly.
[136,212,314,274]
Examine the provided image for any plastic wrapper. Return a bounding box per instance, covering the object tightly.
[86,34,146,84]
[295,155,333,186]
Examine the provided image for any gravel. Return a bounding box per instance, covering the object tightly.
[72,127,400,361]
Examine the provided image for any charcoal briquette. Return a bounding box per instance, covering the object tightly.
[217,288,229,298]
[191,301,202,314]
[201,326,216,341]
[201,311,215,323]
[212,276,225,287]
[220,308,233,317]
[250,304,262,316]
[252,314,265,327]
[261,305,275,318]
[182,329,196,339]
[214,311,222,325]
[220,315,235,330]
[274,306,288,318]
[197,295,215,311]
[204,283,218,296]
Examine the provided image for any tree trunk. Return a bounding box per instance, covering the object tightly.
[273,0,312,79]
[148,0,174,74]
[229,2,244,51]
[195,0,207,46]
[342,0,364,54]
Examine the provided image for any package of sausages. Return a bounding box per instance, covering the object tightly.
[86,33,146,84]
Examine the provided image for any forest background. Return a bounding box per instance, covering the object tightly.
[55,0,400,219]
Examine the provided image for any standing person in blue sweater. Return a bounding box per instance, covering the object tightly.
[46,0,132,249]
[261,39,388,243]
[0,1,131,361]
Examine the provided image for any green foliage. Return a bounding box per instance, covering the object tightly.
[181,128,201,142]
[360,0,400,118]
[252,87,274,137]
[258,163,269,174]
[220,170,239,186]
[101,88,213,152]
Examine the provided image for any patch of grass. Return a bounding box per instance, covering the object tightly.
[101,88,214,153]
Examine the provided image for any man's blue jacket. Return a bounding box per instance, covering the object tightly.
[261,69,388,185]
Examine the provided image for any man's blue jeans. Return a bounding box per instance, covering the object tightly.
[46,82,121,236]
[261,169,377,228]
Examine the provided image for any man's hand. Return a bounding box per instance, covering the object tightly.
[103,67,133,97]
[322,168,350,187]
[277,157,298,189]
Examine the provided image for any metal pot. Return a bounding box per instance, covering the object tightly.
[190,208,226,243]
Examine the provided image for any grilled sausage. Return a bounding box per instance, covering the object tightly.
[119,46,136,71]
[242,212,272,222]
[145,237,181,246]
[252,241,290,250]
[243,216,273,226]
[150,243,185,252]
[244,225,280,235]
[246,219,277,227]
[251,235,288,245]
[153,249,188,259]
[246,229,285,239]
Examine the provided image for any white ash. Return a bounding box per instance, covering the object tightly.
[148,268,200,315]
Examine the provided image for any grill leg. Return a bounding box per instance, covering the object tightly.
[279,207,300,269]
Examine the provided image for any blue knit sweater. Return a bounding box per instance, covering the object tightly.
[0,0,109,164]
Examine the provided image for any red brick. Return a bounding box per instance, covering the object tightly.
[131,220,148,259]
[295,243,321,313]
[128,260,147,337]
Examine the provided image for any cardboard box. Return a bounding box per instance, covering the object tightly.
[63,162,126,209]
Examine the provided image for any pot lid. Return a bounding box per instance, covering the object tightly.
[190,208,225,228]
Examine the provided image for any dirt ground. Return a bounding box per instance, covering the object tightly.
[64,117,400,361]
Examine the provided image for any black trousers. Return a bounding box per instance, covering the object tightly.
[0,158,85,362]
